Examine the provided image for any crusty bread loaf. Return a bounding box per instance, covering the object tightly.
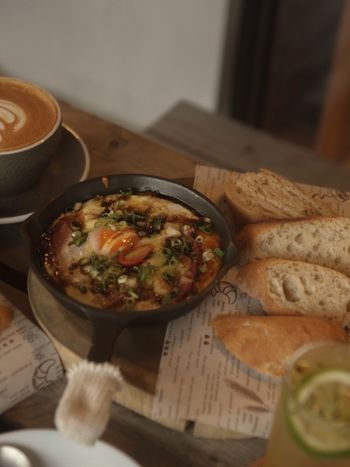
[0,303,13,334]
[211,315,347,377]
[236,216,350,277]
[223,169,335,224]
[234,259,350,324]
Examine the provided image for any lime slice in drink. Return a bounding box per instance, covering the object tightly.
[286,368,350,457]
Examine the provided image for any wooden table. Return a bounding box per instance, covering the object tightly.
[1,100,350,467]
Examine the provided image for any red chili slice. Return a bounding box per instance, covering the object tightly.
[117,244,154,266]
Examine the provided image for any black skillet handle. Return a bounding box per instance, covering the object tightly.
[87,315,135,363]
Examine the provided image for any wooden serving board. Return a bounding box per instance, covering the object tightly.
[27,269,247,439]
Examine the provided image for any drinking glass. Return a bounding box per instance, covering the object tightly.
[264,342,350,467]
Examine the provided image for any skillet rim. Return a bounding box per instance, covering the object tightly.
[24,173,237,322]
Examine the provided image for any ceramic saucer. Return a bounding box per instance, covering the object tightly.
[0,429,141,467]
[0,125,90,225]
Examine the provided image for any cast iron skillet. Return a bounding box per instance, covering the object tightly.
[24,174,237,362]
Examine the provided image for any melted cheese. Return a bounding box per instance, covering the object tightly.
[43,192,223,312]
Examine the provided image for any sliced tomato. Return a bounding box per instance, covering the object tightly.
[117,244,154,266]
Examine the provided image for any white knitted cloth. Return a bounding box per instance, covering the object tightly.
[55,360,123,445]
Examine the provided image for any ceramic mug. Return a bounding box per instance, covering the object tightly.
[0,77,62,196]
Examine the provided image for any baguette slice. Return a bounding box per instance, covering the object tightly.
[234,259,350,324]
[211,315,347,377]
[236,216,350,277]
[223,169,335,224]
[0,303,13,334]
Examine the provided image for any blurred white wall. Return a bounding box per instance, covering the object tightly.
[0,0,230,131]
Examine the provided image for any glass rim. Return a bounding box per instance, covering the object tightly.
[283,341,350,429]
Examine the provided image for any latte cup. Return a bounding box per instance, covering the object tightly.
[0,77,62,196]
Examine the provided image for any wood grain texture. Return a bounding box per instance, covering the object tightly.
[146,100,350,190]
[60,100,196,180]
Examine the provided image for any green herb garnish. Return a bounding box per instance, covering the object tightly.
[120,187,133,197]
[214,247,225,258]
[198,222,213,234]
[69,229,88,246]
[162,270,176,284]
[138,263,156,283]
[162,288,179,305]
[152,216,165,232]
[89,254,111,272]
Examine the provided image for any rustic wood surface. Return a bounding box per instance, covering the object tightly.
[146,100,350,190]
[1,99,348,466]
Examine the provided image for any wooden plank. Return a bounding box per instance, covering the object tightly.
[146,100,350,190]
[316,0,350,161]
[60,100,196,180]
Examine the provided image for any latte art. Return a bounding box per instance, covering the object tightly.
[0,99,27,143]
[0,78,59,152]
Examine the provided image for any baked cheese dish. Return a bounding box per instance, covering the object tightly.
[41,190,224,312]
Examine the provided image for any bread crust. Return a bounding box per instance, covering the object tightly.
[236,217,350,276]
[211,315,347,376]
[234,258,350,324]
[0,304,13,334]
[224,169,335,225]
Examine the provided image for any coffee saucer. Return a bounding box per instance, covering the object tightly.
[0,124,90,224]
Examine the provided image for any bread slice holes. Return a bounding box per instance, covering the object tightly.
[282,277,302,302]
[295,234,304,244]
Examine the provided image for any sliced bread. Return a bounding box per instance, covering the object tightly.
[234,258,350,324]
[211,314,347,376]
[236,216,350,277]
[223,169,335,224]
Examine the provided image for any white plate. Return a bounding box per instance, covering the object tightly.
[0,125,90,225]
[0,429,141,467]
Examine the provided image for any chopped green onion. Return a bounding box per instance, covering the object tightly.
[214,248,224,258]
[202,250,214,262]
[162,271,176,284]
[69,222,81,231]
[117,275,128,284]
[198,222,213,234]
[69,229,88,247]
[138,263,156,283]
[90,254,111,272]
[120,188,133,196]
